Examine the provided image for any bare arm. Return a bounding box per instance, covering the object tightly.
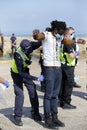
[62,38,86,45]
[62,38,75,45]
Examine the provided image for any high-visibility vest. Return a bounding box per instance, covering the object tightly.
[11,47,30,73]
[60,44,75,66]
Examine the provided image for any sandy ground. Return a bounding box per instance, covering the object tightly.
[2,36,87,58]
[0,56,87,130]
[0,36,87,130]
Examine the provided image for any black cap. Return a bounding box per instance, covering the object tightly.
[20,39,31,51]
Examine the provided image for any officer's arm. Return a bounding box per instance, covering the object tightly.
[62,38,75,45]
[67,45,76,59]
[31,41,42,50]
[62,38,86,45]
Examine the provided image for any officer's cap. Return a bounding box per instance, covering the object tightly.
[20,39,31,50]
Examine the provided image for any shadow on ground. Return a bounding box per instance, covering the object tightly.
[0,106,44,127]
[73,91,87,100]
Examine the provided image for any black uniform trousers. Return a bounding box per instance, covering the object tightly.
[11,71,39,120]
[59,64,74,104]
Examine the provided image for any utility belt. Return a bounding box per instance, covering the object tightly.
[61,62,74,67]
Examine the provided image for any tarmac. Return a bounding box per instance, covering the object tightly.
[0,56,87,130]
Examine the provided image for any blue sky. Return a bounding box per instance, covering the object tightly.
[0,0,87,36]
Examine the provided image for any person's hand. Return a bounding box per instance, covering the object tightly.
[33,29,40,40]
[38,75,44,82]
[4,80,10,88]
[77,39,86,44]
[75,51,80,56]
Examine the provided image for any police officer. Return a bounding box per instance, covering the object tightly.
[59,27,77,109]
[10,39,43,126]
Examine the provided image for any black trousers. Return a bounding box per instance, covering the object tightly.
[59,64,74,104]
[11,71,39,120]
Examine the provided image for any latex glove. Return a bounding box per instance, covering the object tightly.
[38,75,44,82]
[4,80,10,88]
[75,51,80,56]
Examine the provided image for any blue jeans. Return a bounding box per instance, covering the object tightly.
[44,67,62,118]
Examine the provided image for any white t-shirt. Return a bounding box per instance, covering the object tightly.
[42,31,61,67]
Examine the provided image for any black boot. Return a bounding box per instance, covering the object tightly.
[31,113,42,121]
[61,103,76,109]
[31,108,42,121]
[52,114,65,127]
[13,116,23,126]
[45,116,58,129]
[74,82,81,88]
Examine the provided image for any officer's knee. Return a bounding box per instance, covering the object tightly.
[14,84,24,98]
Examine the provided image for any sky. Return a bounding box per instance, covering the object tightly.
[0,0,87,36]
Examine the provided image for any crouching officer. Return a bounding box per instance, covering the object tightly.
[10,39,43,126]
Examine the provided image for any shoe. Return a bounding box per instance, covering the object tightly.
[84,95,87,99]
[45,117,58,129]
[13,118,23,126]
[74,82,81,88]
[31,113,42,121]
[52,114,65,127]
[61,103,76,109]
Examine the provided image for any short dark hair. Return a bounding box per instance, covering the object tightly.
[45,27,51,32]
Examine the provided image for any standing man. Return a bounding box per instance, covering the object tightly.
[33,20,69,129]
[10,39,43,126]
[10,33,17,56]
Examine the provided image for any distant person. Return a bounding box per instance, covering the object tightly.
[0,33,4,57]
[10,33,17,56]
